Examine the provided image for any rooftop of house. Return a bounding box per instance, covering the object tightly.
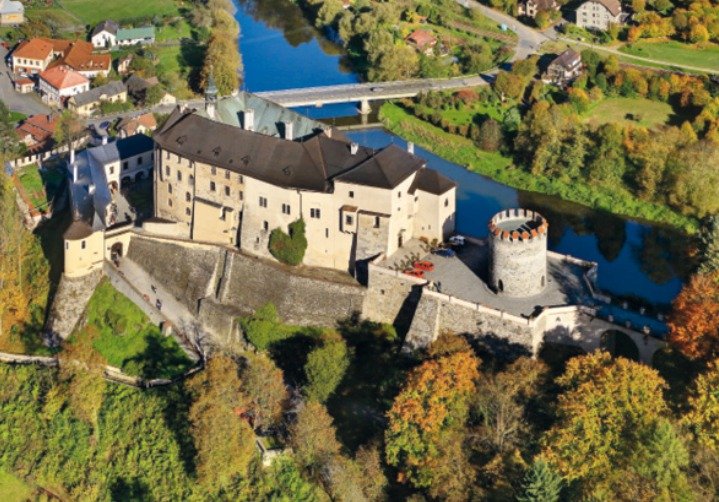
[117,113,157,133]
[91,20,119,37]
[16,114,58,143]
[579,0,621,15]
[70,80,125,106]
[550,49,581,69]
[39,65,89,89]
[526,0,558,9]
[406,30,437,49]
[88,134,153,165]
[13,38,53,60]
[0,0,23,15]
[155,93,454,194]
[116,26,155,41]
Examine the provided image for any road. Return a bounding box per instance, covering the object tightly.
[255,75,491,108]
[0,45,51,116]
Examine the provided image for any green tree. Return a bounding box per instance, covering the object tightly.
[53,110,84,150]
[304,330,350,402]
[289,400,342,477]
[699,215,719,273]
[0,101,21,163]
[517,460,562,502]
[269,219,308,266]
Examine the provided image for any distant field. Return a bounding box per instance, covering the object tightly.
[59,0,180,25]
[0,469,32,502]
[582,97,673,128]
[621,40,719,72]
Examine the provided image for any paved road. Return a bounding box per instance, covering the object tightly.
[455,0,551,61]
[256,75,491,107]
[0,46,51,116]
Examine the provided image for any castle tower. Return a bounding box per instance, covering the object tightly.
[488,208,548,297]
[205,72,218,119]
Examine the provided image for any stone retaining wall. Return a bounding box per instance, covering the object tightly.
[46,269,103,340]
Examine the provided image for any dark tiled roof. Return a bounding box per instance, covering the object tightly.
[116,134,154,158]
[70,80,125,106]
[91,20,119,37]
[409,168,457,195]
[583,0,621,15]
[154,109,425,192]
[63,220,94,240]
[550,49,581,69]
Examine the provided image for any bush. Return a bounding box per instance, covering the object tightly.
[304,330,351,402]
[269,219,307,266]
[240,303,293,350]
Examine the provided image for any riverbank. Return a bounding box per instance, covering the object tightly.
[380,102,698,233]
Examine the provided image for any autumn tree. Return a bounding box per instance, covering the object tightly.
[240,352,288,431]
[53,110,84,151]
[185,355,256,490]
[540,352,691,499]
[0,101,22,163]
[683,359,719,451]
[289,400,342,478]
[385,347,479,490]
[668,271,719,361]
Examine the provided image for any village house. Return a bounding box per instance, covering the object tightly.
[0,0,23,26]
[575,0,623,31]
[518,0,559,18]
[14,76,34,93]
[15,114,59,153]
[90,20,155,49]
[67,81,127,116]
[38,65,90,106]
[63,134,155,277]
[117,113,157,138]
[149,87,456,273]
[543,49,582,85]
[405,29,437,55]
[125,74,176,105]
[12,38,111,78]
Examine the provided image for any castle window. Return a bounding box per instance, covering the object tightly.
[397,191,402,198]
[282,203,291,215]
[345,214,353,225]
[239,191,243,201]
[225,186,230,196]
[137,156,143,165]
[123,161,129,171]
[189,175,194,186]
[374,216,380,228]
[165,166,170,176]
[310,208,321,219]
[186,207,191,216]
[259,196,268,208]
[168,183,172,194]
[444,198,449,207]
[177,171,182,181]
[498,280,504,292]
[169,199,173,207]
[325,228,329,238]
[185,192,191,202]
[210,181,216,191]
[239,175,243,183]
[263,221,269,231]
[81,240,86,249]
[109,166,114,175]
[349,190,354,198]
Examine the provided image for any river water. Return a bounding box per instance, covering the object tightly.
[234,0,688,306]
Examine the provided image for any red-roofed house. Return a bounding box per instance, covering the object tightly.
[15,114,59,152]
[14,76,34,93]
[38,65,90,105]
[405,29,437,55]
[117,113,157,138]
[11,38,54,74]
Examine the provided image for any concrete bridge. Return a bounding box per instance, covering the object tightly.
[255,75,491,113]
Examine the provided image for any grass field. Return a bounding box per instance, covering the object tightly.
[15,165,48,211]
[0,469,32,502]
[78,279,192,379]
[582,97,674,128]
[621,40,719,72]
[59,0,181,25]
[380,102,698,232]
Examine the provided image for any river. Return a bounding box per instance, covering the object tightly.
[234,0,688,307]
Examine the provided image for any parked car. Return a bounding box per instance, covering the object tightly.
[432,248,456,258]
[413,260,435,272]
[449,235,466,247]
[403,269,425,278]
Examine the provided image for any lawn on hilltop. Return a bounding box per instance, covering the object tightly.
[59,0,181,25]
[71,279,192,379]
[581,97,674,128]
[620,40,719,72]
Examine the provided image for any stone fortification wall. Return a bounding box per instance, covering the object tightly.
[362,262,426,331]
[489,209,548,298]
[219,251,365,326]
[127,236,221,313]
[46,269,103,339]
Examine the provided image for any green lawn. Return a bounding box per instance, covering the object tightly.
[157,20,193,42]
[581,97,674,128]
[621,40,719,72]
[0,469,32,502]
[78,279,192,379]
[15,165,48,211]
[59,0,181,25]
[9,111,26,124]
[380,102,697,232]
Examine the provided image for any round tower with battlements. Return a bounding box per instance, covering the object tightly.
[488,208,548,298]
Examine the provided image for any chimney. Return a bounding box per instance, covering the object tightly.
[244,108,254,131]
[350,142,358,155]
[70,147,75,165]
[88,183,95,195]
[283,121,294,141]
[73,163,78,183]
[407,141,415,154]
[102,135,108,145]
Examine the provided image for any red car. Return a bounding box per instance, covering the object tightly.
[404,269,425,278]
[413,260,435,272]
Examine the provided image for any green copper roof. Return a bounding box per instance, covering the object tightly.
[117,26,155,41]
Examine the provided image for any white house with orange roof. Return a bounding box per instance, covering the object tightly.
[38,65,90,106]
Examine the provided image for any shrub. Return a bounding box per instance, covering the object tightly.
[269,219,307,266]
[304,330,351,402]
[239,303,291,350]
